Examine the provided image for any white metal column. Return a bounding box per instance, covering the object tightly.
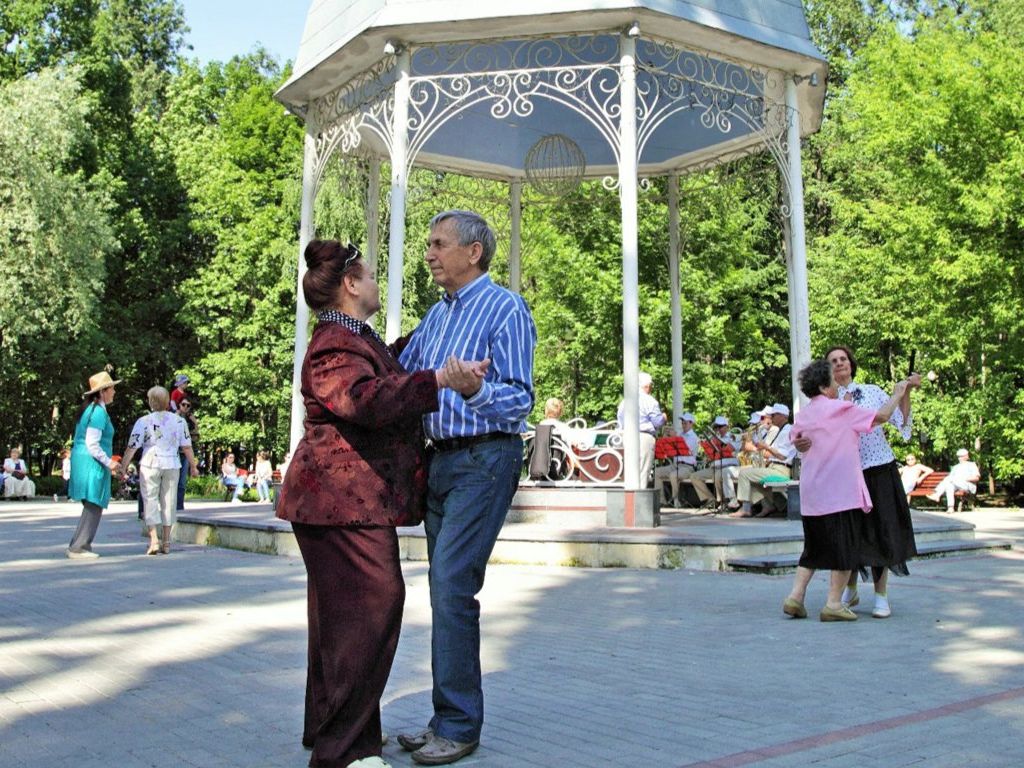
[668,173,683,428]
[509,180,522,293]
[384,48,412,342]
[784,77,812,412]
[620,27,641,489]
[288,129,318,455]
[365,156,381,277]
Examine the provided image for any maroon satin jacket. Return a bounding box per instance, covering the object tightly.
[276,322,439,527]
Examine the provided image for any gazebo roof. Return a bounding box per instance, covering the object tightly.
[276,0,828,181]
[281,0,824,106]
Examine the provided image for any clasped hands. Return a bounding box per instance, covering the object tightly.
[436,355,490,397]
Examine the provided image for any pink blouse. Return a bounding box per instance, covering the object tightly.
[793,396,877,517]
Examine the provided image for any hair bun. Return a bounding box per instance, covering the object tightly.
[304,239,338,271]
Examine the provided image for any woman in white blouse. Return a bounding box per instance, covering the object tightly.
[822,346,921,619]
[3,448,35,499]
[121,386,199,555]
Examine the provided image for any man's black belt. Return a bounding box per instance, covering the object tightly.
[432,432,515,453]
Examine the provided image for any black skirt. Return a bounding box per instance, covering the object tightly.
[798,508,862,571]
[856,461,919,576]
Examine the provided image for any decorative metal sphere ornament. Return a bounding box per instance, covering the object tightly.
[524,134,586,197]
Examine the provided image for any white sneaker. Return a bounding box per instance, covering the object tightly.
[230,497,243,505]
[53,494,59,502]
[872,595,891,618]
[841,587,859,608]
[348,757,391,768]
[66,549,99,560]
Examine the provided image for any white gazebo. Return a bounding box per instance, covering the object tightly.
[275,0,827,494]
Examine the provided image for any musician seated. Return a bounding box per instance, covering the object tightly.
[654,413,698,507]
[730,403,796,518]
[690,416,741,510]
[3,448,36,500]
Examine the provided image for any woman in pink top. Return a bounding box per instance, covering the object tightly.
[782,360,908,622]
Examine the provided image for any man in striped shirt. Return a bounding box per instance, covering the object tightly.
[397,210,536,766]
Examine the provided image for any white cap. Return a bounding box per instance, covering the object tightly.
[956,448,969,457]
[712,416,729,427]
[769,403,791,417]
[748,411,762,425]
[680,412,695,423]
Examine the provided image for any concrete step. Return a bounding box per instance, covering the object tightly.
[726,538,1013,574]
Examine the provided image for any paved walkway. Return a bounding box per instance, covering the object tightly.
[2,500,1023,767]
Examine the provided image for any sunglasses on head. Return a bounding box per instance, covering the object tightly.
[342,242,362,271]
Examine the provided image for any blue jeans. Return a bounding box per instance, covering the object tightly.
[425,435,523,744]
[256,478,270,501]
[177,453,188,511]
[222,476,244,500]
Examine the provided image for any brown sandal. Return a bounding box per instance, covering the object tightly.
[159,543,170,555]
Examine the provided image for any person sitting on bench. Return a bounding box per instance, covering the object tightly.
[927,449,979,512]
[899,454,933,497]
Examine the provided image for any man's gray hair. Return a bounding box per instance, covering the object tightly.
[431,210,497,271]
[638,372,652,388]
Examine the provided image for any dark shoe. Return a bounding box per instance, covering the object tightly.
[412,737,479,765]
[398,728,433,752]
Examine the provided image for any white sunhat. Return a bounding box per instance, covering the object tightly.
[712,416,729,427]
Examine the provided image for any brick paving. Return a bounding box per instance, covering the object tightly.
[1,500,1023,767]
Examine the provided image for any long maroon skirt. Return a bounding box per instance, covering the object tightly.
[292,522,405,767]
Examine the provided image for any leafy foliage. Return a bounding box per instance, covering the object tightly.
[2,0,1024,493]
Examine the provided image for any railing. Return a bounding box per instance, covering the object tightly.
[522,418,625,485]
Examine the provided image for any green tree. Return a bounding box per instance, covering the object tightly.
[163,53,303,462]
[806,19,1024,482]
[0,66,117,455]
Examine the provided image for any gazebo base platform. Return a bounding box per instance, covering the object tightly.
[168,501,1005,572]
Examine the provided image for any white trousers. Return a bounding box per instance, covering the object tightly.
[933,476,974,509]
[141,465,180,527]
[4,475,35,498]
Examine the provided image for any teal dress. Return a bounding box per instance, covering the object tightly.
[69,403,115,508]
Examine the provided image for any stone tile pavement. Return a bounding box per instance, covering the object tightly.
[2,500,1023,767]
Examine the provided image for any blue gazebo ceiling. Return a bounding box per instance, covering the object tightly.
[277,1,827,178]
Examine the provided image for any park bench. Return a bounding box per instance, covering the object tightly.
[908,471,974,511]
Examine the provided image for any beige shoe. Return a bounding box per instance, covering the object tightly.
[412,737,479,765]
[782,597,807,619]
[820,605,858,622]
[398,728,433,752]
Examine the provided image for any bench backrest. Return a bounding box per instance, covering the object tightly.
[909,471,947,495]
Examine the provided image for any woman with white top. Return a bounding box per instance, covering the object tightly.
[254,451,274,502]
[3,448,35,499]
[67,371,123,558]
[121,386,199,555]
[823,346,921,618]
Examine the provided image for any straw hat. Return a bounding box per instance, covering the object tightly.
[84,371,122,397]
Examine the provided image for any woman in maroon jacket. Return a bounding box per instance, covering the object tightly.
[277,240,473,768]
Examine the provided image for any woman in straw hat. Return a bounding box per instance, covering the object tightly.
[66,370,122,559]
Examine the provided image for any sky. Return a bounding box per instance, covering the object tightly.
[178,0,309,65]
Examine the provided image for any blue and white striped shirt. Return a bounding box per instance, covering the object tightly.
[399,273,536,441]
